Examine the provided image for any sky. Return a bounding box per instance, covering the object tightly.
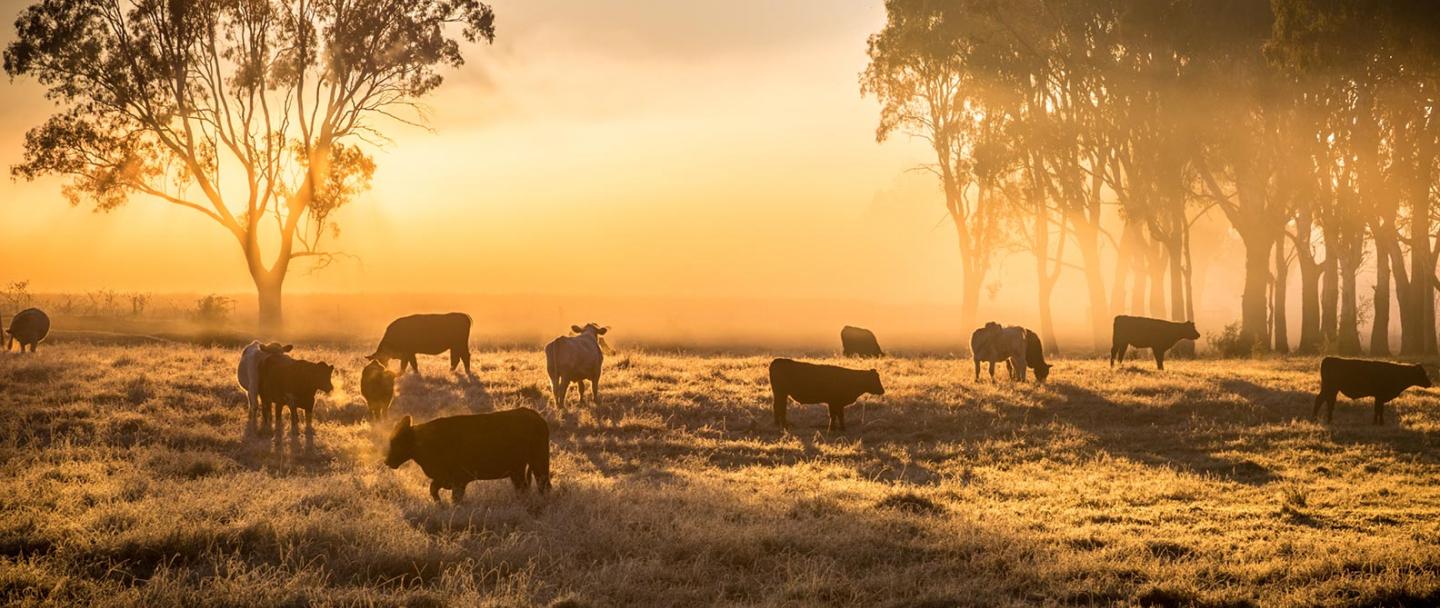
[0,0,963,300]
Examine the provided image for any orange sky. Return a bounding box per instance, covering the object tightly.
[0,1,973,302]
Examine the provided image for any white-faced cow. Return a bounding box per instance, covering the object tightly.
[4,308,51,353]
[237,340,293,429]
[545,323,608,407]
[1110,315,1200,370]
[1313,357,1431,425]
[971,322,1028,381]
[368,312,473,376]
[769,358,884,432]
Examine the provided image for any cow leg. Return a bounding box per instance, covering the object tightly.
[246,390,259,428]
[451,482,467,503]
[450,350,460,371]
[460,348,472,375]
[988,360,997,380]
[429,479,444,502]
[772,388,789,429]
[551,376,566,407]
[1374,398,1387,425]
[289,405,300,436]
[272,402,284,441]
[304,406,313,435]
[1116,346,1128,365]
[1311,391,1327,421]
[973,359,981,382]
[510,469,529,492]
[1153,349,1165,371]
[576,379,587,404]
[408,355,421,377]
[592,374,602,406]
[828,404,846,432]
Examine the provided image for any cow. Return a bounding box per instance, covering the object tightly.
[1313,357,1431,425]
[841,325,885,358]
[1110,315,1200,370]
[236,340,293,428]
[545,323,608,407]
[361,359,397,421]
[4,308,51,353]
[971,322,1028,381]
[768,358,885,432]
[368,312,473,376]
[385,408,552,503]
[258,354,335,439]
[1023,329,1052,383]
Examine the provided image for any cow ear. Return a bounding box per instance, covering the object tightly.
[571,325,583,333]
[597,326,609,335]
[283,344,294,352]
[394,416,412,435]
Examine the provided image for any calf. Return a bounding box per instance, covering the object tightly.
[368,312,473,376]
[769,358,885,432]
[4,308,50,353]
[545,323,608,407]
[971,322,1028,381]
[236,340,293,428]
[841,325,885,358]
[258,354,335,438]
[1313,357,1431,425]
[1110,315,1199,370]
[385,409,551,502]
[361,359,397,421]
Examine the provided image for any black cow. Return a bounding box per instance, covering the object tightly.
[769,358,885,431]
[1313,357,1431,425]
[258,354,335,438]
[1110,315,1199,370]
[841,326,885,358]
[4,308,50,352]
[1022,329,1051,383]
[368,312,472,375]
[385,409,552,502]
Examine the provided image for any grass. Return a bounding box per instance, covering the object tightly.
[2,342,1440,606]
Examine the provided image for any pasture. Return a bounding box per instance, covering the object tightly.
[2,341,1440,607]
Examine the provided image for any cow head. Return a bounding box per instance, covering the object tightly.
[1181,321,1200,340]
[1033,362,1052,383]
[868,369,886,396]
[260,342,293,355]
[385,416,415,469]
[317,363,335,393]
[1413,364,1433,389]
[366,349,394,365]
[571,323,609,336]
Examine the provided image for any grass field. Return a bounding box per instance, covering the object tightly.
[3,341,1440,607]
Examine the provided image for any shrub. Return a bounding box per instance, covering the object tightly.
[1207,322,1260,358]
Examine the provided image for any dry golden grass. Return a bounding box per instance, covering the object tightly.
[3,341,1440,607]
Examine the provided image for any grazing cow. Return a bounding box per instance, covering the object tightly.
[545,323,608,407]
[368,313,473,376]
[236,341,293,428]
[361,359,397,421]
[1313,357,1431,425]
[385,408,552,502]
[1109,315,1200,370]
[258,354,335,438]
[971,322,1028,381]
[1023,329,1052,383]
[768,358,885,431]
[4,308,51,352]
[841,325,885,358]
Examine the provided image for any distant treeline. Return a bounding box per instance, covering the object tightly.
[863,1,1440,356]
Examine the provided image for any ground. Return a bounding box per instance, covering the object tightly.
[2,341,1440,607]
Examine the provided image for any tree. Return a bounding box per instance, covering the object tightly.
[861,0,1019,335]
[6,0,496,330]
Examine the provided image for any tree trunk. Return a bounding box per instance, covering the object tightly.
[1322,232,1339,349]
[1338,246,1362,355]
[1273,233,1290,354]
[1295,210,1323,353]
[255,273,284,333]
[1071,212,1110,352]
[961,262,982,343]
[1167,234,1194,357]
[1240,230,1272,354]
[1370,238,1391,356]
[1148,240,1167,318]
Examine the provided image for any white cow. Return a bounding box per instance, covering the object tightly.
[237,340,293,427]
[545,323,608,407]
[971,322,1028,381]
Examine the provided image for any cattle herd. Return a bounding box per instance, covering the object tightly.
[1,308,1434,503]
